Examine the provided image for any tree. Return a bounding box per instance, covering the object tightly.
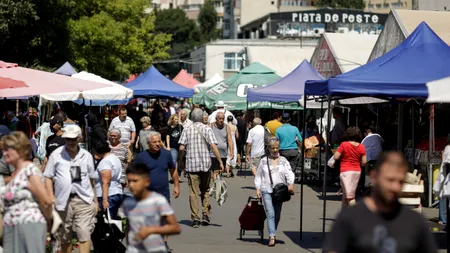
[155,8,200,56]
[68,0,172,80]
[315,0,365,9]
[198,0,219,41]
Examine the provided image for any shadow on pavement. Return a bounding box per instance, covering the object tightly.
[283,231,324,251]
[433,232,447,250]
[178,220,223,227]
[241,186,256,190]
[317,194,342,202]
[237,170,253,177]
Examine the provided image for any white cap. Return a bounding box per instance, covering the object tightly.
[215,101,227,107]
[62,125,82,139]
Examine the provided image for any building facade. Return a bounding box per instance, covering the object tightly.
[365,0,448,12]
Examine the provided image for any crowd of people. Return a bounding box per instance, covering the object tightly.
[0,99,440,253]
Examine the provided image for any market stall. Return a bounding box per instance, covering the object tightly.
[194,73,223,93]
[172,69,200,89]
[305,22,450,235]
[125,66,194,98]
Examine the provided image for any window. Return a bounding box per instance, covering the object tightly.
[224,20,231,30]
[391,2,402,8]
[224,53,242,71]
[368,3,374,8]
[383,3,389,8]
[226,6,231,14]
[376,3,382,8]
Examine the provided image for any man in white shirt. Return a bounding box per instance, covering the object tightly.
[246,118,265,176]
[208,101,237,125]
[44,125,97,253]
[108,107,136,147]
[180,110,193,129]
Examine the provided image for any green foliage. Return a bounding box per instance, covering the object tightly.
[0,0,172,80]
[315,0,365,9]
[155,8,200,55]
[198,0,219,41]
[68,0,171,80]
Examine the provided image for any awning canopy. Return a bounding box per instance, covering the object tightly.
[0,61,111,98]
[54,62,77,76]
[172,69,200,89]
[125,66,194,98]
[194,73,223,93]
[197,62,281,110]
[40,71,133,104]
[426,77,450,103]
[305,22,450,99]
[247,60,323,102]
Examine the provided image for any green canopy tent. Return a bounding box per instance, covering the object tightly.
[197,62,300,110]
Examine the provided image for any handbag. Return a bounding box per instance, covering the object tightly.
[266,157,291,203]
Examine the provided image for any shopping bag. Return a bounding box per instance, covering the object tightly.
[91,209,126,253]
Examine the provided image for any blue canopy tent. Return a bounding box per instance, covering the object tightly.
[304,22,450,236]
[305,22,450,98]
[54,62,77,76]
[125,66,194,98]
[247,59,324,102]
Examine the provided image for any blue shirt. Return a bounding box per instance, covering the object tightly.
[276,124,302,150]
[135,149,175,197]
[361,134,384,161]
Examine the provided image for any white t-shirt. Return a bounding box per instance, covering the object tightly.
[246,125,265,158]
[94,154,123,197]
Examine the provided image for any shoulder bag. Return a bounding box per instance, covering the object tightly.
[266,157,291,203]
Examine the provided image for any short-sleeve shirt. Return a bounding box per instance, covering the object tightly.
[265,120,282,136]
[337,142,366,173]
[121,192,174,253]
[178,122,218,173]
[275,124,302,150]
[168,124,183,150]
[94,154,123,197]
[2,163,46,226]
[45,134,66,157]
[361,134,384,162]
[135,149,175,198]
[110,143,128,184]
[109,116,136,144]
[246,125,265,158]
[324,201,438,253]
[43,146,96,211]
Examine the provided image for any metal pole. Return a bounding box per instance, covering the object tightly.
[322,98,332,236]
[300,95,307,240]
[411,105,415,167]
[319,101,324,183]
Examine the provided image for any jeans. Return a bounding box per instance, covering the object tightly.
[261,191,283,237]
[440,197,447,224]
[98,194,124,219]
[171,148,180,176]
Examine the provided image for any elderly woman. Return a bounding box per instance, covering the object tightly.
[334,126,367,208]
[1,131,53,253]
[93,142,123,218]
[109,128,129,187]
[166,114,184,177]
[254,137,295,247]
[135,116,154,152]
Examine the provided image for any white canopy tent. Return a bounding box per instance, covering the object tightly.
[40,71,133,103]
[194,73,223,93]
[426,77,450,103]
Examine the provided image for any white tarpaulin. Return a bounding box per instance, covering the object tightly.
[426,77,450,103]
[194,73,223,93]
[40,71,133,102]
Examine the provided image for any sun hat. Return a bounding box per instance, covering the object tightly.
[62,125,82,139]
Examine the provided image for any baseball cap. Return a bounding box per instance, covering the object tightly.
[282,113,290,121]
[62,125,82,139]
[50,115,64,126]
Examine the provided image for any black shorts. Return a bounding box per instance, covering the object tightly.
[211,158,227,171]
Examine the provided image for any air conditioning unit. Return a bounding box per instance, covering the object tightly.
[313,28,325,36]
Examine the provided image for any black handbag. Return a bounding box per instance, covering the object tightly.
[266,157,291,203]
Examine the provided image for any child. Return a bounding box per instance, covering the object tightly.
[121,162,181,253]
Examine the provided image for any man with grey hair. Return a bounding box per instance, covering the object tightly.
[179,108,223,228]
[180,109,193,129]
[246,117,266,176]
[44,125,98,253]
[135,131,180,252]
[210,111,233,181]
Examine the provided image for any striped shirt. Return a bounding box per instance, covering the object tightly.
[109,116,136,144]
[178,122,218,173]
[121,192,174,253]
[110,143,128,184]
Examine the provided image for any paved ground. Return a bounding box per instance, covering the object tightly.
[166,168,447,253]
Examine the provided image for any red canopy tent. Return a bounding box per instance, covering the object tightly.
[172,69,200,89]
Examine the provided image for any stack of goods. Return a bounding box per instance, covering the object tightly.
[399,169,424,213]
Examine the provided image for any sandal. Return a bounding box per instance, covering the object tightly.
[268,236,276,247]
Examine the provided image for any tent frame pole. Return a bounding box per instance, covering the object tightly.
[300,96,307,240]
[319,101,324,183]
[322,98,332,237]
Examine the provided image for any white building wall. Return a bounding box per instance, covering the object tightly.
[418,0,449,10]
[205,45,244,80]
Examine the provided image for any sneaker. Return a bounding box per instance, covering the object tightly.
[192,220,201,228]
[202,215,211,226]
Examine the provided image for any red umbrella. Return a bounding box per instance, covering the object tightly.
[0,60,112,98]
